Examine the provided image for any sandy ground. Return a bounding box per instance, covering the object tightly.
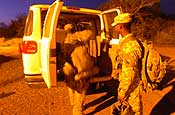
[0,47,20,56]
[0,40,175,115]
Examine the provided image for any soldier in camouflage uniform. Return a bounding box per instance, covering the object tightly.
[63,24,99,115]
[111,13,143,115]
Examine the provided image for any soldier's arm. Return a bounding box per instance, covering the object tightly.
[118,41,142,100]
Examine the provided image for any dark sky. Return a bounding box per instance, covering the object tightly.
[160,0,175,16]
[0,0,107,25]
[0,0,175,25]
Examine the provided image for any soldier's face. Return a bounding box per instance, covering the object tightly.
[113,24,122,34]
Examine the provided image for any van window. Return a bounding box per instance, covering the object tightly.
[57,12,100,36]
[102,11,119,39]
[43,3,57,38]
[56,12,101,57]
[24,10,33,36]
[41,9,48,35]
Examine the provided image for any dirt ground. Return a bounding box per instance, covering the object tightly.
[0,44,175,115]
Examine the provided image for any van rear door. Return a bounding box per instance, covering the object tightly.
[41,0,63,88]
[101,8,121,68]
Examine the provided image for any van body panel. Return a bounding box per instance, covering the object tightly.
[21,0,122,88]
[22,8,42,76]
[41,0,63,88]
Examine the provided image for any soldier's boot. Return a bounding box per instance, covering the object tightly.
[134,112,142,115]
[68,87,74,106]
[72,90,86,115]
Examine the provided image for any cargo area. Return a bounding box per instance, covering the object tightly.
[55,11,114,84]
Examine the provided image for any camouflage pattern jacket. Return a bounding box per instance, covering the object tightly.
[116,33,143,99]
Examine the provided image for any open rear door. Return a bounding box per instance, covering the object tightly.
[101,8,122,68]
[41,0,63,88]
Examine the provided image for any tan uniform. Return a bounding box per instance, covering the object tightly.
[63,29,99,115]
[114,33,143,115]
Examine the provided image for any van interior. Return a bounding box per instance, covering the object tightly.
[55,11,115,91]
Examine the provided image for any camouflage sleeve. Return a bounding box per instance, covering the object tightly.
[118,40,142,99]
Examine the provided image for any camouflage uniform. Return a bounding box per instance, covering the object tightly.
[114,33,143,115]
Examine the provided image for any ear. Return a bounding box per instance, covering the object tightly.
[119,25,122,30]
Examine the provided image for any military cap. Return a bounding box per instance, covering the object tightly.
[111,13,132,27]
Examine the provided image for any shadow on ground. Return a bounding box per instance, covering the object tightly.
[83,57,175,115]
[0,54,24,87]
[0,55,19,65]
[84,79,119,115]
[0,92,16,98]
[151,68,175,115]
[85,92,116,115]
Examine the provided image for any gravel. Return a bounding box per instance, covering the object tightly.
[0,46,175,115]
[0,55,72,115]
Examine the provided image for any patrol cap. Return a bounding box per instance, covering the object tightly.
[111,13,132,27]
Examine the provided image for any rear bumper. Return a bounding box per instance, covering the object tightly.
[24,74,48,88]
[24,74,44,82]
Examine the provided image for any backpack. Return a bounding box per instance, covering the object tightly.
[140,41,167,92]
[113,37,167,92]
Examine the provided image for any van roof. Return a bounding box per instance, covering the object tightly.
[30,4,50,9]
[62,6,101,15]
[30,4,101,15]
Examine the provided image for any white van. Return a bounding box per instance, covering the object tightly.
[19,0,121,88]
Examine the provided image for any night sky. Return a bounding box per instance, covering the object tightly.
[0,0,175,25]
[0,0,107,25]
[160,0,175,16]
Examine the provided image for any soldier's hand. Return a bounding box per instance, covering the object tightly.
[111,69,121,80]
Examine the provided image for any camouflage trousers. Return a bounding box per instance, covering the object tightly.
[112,84,143,115]
[67,87,86,115]
[127,84,143,115]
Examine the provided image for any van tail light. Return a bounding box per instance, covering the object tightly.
[19,41,37,54]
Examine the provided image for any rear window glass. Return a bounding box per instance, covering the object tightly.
[41,9,48,35]
[102,11,119,39]
[57,12,101,36]
[43,3,56,38]
[24,10,33,36]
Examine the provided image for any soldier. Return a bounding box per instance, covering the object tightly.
[62,23,99,115]
[111,13,143,115]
